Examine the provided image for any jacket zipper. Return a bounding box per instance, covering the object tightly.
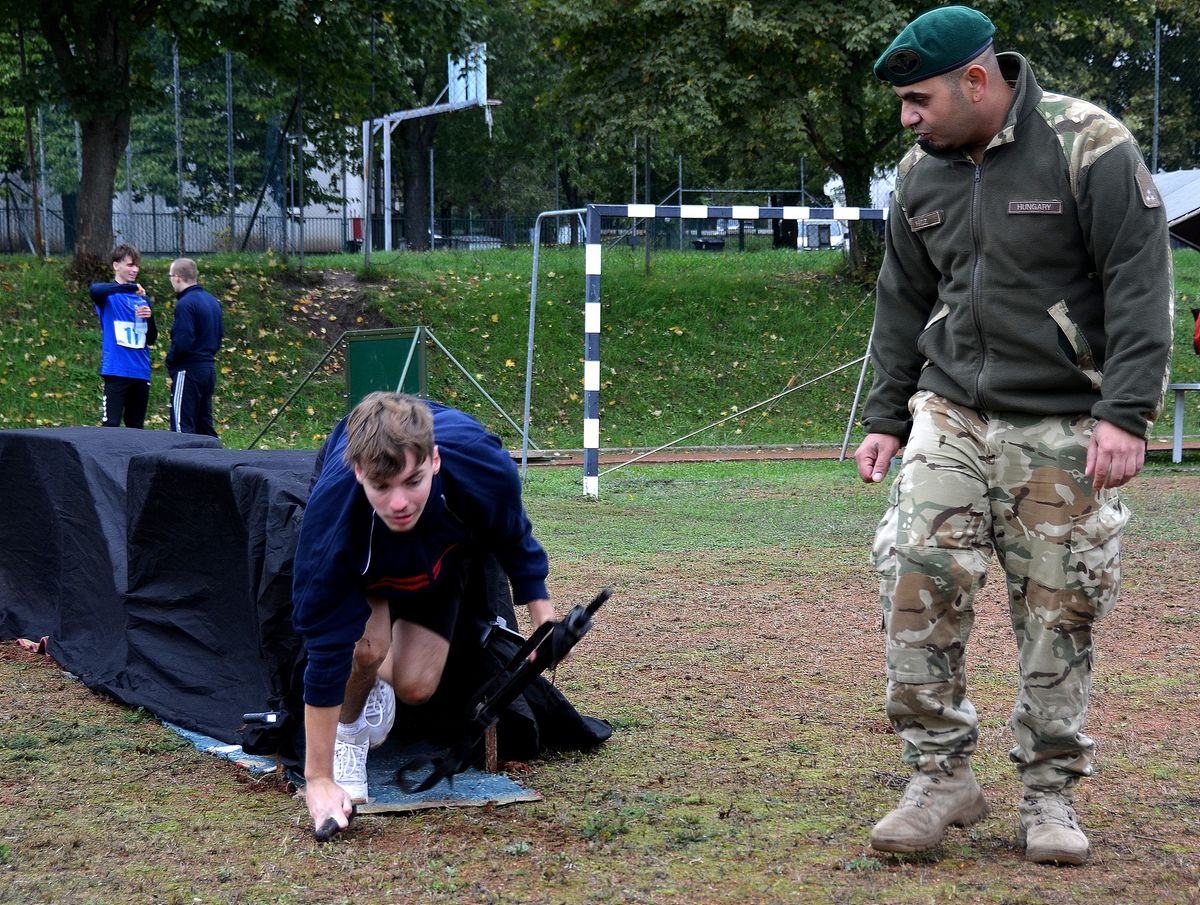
[969,162,988,408]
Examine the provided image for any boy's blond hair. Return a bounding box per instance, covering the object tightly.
[343,392,434,479]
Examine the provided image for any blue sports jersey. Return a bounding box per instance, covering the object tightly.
[90,282,152,380]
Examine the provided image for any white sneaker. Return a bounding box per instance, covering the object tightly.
[363,677,396,749]
[333,722,370,803]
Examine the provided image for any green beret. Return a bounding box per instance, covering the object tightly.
[874,6,996,86]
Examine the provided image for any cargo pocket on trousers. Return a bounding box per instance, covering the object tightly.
[1005,494,1129,619]
[871,478,901,633]
[1066,494,1130,620]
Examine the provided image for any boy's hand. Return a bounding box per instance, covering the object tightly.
[525,598,554,631]
[305,777,354,840]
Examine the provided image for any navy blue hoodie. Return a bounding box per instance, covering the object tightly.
[291,401,549,707]
[166,283,223,371]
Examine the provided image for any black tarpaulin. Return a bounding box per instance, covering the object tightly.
[0,427,220,685]
[0,426,609,769]
[111,446,314,742]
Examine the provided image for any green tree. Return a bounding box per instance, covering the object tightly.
[538,0,911,269]
[0,0,485,270]
[1,0,158,275]
[191,1,487,252]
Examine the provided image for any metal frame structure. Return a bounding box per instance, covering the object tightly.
[581,202,887,498]
[361,44,500,254]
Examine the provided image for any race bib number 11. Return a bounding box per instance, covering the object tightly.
[114,319,146,349]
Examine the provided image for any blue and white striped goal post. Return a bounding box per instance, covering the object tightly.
[582,202,887,498]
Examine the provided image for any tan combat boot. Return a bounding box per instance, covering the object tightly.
[1018,790,1089,865]
[870,765,988,853]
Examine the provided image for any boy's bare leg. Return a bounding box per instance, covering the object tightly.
[386,619,451,706]
[339,599,392,724]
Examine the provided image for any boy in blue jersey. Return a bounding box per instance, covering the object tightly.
[292,392,556,835]
[88,243,159,428]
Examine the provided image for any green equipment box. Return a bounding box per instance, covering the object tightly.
[344,327,428,409]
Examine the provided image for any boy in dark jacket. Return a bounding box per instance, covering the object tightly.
[292,392,556,835]
[166,258,223,436]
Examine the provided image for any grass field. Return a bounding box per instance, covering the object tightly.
[1,248,1198,902]
[1,247,1197,452]
[2,457,1197,904]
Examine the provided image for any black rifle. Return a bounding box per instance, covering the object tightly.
[395,586,613,793]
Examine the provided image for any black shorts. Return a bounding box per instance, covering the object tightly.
[383,548,511,643]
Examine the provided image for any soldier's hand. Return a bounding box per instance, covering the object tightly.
[854,433,902,484]
[1086,420,1145,490]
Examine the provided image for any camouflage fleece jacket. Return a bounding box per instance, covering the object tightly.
[864,52,1173,442]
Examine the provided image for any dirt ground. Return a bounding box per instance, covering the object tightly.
[1,471,1197,904]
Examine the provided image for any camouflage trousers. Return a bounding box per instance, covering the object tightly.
[871,392,1130,791]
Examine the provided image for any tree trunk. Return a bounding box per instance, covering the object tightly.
[833,76,884,276]
[35,2,135,278]
[401,118,436,251]
[74,112,130,275]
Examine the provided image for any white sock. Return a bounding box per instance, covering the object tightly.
[337,714,368,737]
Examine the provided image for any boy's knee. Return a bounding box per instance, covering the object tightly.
[393,673,439,706]
[352,638,388,673]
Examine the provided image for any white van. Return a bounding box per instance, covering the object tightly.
[798,219,847,250]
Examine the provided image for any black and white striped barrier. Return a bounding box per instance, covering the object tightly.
[582,203,886,497]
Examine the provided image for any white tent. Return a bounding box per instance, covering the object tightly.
[1157,168,1200,250]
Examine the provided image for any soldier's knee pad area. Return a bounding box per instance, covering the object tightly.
[884,543,985,685]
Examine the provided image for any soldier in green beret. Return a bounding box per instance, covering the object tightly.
[855,5,1173,866]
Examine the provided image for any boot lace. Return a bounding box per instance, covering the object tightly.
[898,772,943,809]
[334,736,368,780]
[1025,793,1079,829]
[363,682,390,730]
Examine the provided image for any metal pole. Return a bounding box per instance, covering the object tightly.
[630,136,637,250]
[362,118,372,267]
[1152,17,1161,172]
[840,328,874,461]
[677,155,683,250]
[382,124,391,250]
[286,136,293,257]
[429,147,435,249]
[17,26,43,256]
[174,40,184,254]
[644,134,651,272]
[226,52,235,249]
[126,141,133,239]
[363,13,375,269]
[521,206,587,480]
[37,108,47,255]
[297,80,305,274]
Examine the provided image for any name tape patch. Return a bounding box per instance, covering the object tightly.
[1008,200,1062,214]
[908,210,943,231]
